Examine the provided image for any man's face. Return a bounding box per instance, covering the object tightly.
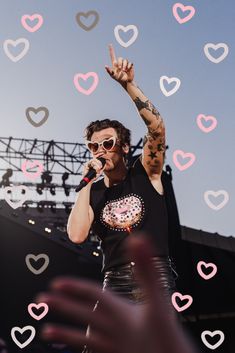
[89,128,127,171]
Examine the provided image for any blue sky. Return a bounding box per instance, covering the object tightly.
[0,0,234,236]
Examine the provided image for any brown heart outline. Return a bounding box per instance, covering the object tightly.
[26,106,49,127]
[76,11,99,31]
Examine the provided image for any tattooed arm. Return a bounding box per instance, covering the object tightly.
[105,44,165,176]
[125,81,166,176]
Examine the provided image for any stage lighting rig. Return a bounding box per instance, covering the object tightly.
[0,168,13,187]
[62,172,70,197]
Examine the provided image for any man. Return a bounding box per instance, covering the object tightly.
[67,44,178,351]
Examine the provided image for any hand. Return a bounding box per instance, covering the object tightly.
[105,44,134,85]
[82,158,105,182]
[35,236,198,353]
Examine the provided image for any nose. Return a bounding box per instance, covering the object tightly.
[95,146,107,156]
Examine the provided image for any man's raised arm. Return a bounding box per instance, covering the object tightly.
[105,44,165,175]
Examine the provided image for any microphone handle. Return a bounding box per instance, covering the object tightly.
[75,167,96,192]
[75,158,106,192]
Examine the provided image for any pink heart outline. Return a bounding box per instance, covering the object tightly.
[21,14,44,33]
[74,72,99,95]
[28,303,49,320]
[196,114,217,133]
[172,3,196,24]
[21,160,44,180]
[197,261,217,280]
[173,150,196,171]
[171,292,193,312]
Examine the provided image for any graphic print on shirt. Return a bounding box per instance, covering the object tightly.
[100,193,145,231]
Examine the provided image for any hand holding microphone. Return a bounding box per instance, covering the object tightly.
[75,157,106,192]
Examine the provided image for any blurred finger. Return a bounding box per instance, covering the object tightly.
[35,292,112,333]
[108,44,116,66]
[122,59,128,71]
[41,323,115,353]
[127,235,172,317]
[117,57,123,69]
[105,65,114,76]
[45,277,129,322]
[127,62,133,70]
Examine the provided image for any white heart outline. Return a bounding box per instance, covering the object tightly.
[4,185,29,209]
[3,38,30,62]
[204,190,229,211]
[25,254,50,275]
[114,25,138,48]
[159,75,181,96]
[11,325,36,349]
[201,330,225,350]
[204,43,229,64]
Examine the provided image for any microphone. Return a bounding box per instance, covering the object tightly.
[75,157,106,192]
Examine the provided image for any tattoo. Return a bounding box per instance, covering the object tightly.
[147,144,153,150]
[148,130,160,140]
[143,135,148,146]
[134,97,149,111]
[134,98,160,118]
[140,114,151,126]
[157,143,165,152]
[148,151,157,160]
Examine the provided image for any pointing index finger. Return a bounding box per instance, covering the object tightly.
[109,44,116,65]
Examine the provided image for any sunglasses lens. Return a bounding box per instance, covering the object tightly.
[103,139,115,150]
[88,143,99,153]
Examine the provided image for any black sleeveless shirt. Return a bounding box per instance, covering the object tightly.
[90,156,169,272]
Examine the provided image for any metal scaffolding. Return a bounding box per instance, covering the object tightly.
[0,136,144,233]
[0,136,143,175]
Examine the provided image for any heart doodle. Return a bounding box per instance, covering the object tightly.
[171,292,193,312]
[196,114,217,133]
[76,11,99,31]
[204,190,229,210]
[172,3,195,24]
[201,330,225,350]
[74,72,99,95]
[28,303,49,320]
[4,185,29,209]
[21,160,44,180]
[21,14,44,32]
[173,150,196,171]
[114,25,138,48]
[3,38,30,62]
[204,43,229,64]
[197,261,217,280]
[25,254,49,275]
[11,326,36,349]
[26,107,49,127]
[159,76,181,97]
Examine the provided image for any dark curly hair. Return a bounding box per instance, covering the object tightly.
[84,119,131,146]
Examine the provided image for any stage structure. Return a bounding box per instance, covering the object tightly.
[0,136,146,232]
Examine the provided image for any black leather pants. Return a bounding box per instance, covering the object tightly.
[103,256,178,304]
[82,256,178,353]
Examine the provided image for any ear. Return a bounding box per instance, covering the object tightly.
[122,144,130,154]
